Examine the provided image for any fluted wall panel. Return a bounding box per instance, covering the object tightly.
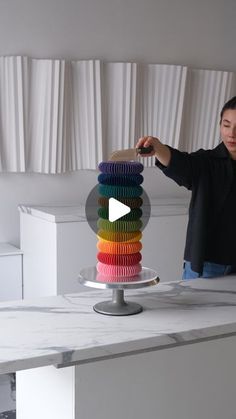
[182,69,236,152]
[0,56,235,172]
[137,64,188,167]
[28,59,67,173]
[104,62,137,160]
[69,60,103,169]
[0,56,28,172]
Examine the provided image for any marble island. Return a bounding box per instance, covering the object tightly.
[2,276,236,419]
[0,277,235,374]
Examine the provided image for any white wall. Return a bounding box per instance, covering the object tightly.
[0,0,235,245]
[0,0,235,70]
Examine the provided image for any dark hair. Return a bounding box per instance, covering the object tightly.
[220,96,236,122]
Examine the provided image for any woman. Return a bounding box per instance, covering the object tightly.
[136,96,236,279]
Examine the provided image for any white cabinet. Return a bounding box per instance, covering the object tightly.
[142,214,187,282]
[0,243,23,301]
[19,201,188,299]
[19,206,96,298]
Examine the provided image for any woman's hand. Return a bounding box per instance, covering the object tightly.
[136,136,171,167]
[136,136,160,157]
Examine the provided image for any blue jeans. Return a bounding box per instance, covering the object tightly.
[182,261,235,280]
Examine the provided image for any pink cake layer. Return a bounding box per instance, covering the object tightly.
[97,273,139,283]
[97,262,142,277]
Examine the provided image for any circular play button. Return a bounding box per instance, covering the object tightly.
[108,197,131,222]
[85,184,151,241]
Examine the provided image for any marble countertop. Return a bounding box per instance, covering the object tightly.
[1,276,236,374]
[18,198,189,222]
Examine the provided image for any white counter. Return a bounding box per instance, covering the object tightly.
[0,276,235,419]
[1,276,236,375]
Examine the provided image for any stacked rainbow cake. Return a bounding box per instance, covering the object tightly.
[97,161,144,281]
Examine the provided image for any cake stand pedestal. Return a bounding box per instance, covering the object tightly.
[78,266,159,316]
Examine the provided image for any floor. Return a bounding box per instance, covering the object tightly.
[0,412,16,419]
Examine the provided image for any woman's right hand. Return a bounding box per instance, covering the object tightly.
[136,136,161,157]
[136,136,171,166]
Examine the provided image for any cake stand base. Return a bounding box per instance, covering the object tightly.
[78,266,159,316]
[93,289,142,316]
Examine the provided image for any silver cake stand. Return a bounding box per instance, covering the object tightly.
[78,266,160,316]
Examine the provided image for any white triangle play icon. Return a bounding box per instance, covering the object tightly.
[109,197,131,222]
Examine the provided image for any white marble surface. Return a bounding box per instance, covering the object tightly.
[18,198,189,223]
[1,276,236,374]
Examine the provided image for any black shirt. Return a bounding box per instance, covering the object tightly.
[205,159,236,265]
[156,142,235,274]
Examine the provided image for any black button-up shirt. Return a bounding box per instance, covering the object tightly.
[155,142,234,274]
[205,159,236,265]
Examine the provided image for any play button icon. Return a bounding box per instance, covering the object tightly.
[109,198,131,222]
[85,183,151,238]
